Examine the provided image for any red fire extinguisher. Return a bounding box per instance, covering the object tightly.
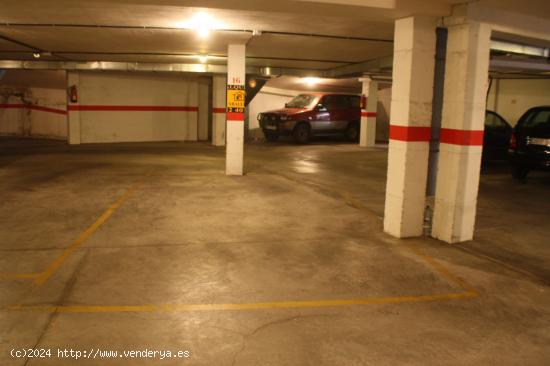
[69,85,78,103]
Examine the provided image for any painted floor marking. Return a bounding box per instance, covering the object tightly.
[0,178,144,285]
[5,240,478,313]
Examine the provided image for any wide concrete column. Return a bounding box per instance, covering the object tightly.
[225,44,246,176]
[211,75,226,146]
[67,71,81,145]
[432,21,491,243]
[383,16,437,238]
[359,77,378,147]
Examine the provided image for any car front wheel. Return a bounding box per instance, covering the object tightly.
[293,123,311,144]
[511,164,529,180]
[345,122,359,142]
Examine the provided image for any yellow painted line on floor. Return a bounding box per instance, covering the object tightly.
[406,243,478,294]
[0,272,40,280]
[31,180,144,287]
[6,291,477,313]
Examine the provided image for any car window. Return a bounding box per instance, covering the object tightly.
[485,112,508,129]
[286,94,319,109]
[523,110,550,129]
[321,96,339,111]
[321,95,353,111]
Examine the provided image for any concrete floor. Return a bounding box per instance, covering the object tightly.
[1,137,549,365]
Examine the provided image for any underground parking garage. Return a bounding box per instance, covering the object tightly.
[1,0,550,365]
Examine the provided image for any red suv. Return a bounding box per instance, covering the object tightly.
[258,93,361,143]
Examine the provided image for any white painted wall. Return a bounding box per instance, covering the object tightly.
[0,86,67,139]
[70,71,200,144]
[487,78,550,126]
[30,88,67,138]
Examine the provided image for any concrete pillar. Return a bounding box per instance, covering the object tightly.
[383,16,437,238]
[186,81,199,141]
[359,77,378,147]
[198,77,210,141]
[225,44,246,176]
[67,72,81,145]
[212,75,226,146]
[431,21,491,243]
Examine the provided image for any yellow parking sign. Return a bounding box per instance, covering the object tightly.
[227,85,245,113]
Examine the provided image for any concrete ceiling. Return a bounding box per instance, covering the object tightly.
[267,75,362,93]
[0,0,549,75]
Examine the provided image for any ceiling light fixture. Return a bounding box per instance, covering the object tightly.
[32,52,41,59]
[302,77,321,86]
[178,12,221,39]
[198,54,208,63]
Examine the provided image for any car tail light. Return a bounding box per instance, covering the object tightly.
[510,132,518,150]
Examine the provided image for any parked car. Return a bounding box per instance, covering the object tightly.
[508,106,550,179]
[258,93,361,143]
[484,110,513,160]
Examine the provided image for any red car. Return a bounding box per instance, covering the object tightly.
[258,93,361,143]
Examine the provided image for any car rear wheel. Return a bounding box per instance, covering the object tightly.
[293,123,311,144]
[264,131,279,142]
[511,164,529,180]
[345,122,359,142]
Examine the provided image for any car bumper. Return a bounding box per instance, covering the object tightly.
[260,120,297,135]
[509,151,550,171]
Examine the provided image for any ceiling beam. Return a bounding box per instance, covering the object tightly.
[0,24,392,43]
[0,60,324,77]
[323,56,393,77]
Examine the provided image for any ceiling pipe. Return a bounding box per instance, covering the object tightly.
[0,23,393,43]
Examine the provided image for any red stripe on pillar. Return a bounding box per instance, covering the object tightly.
[67,105,198,112]
[0,103,67,115]
[212,108,226,113]
[361,111,377,117]
[440,128,484,146]
[389,125,431,142]
[227,112,244,121]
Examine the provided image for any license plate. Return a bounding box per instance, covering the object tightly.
[265,125,277,130]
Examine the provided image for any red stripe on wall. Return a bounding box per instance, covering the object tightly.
[67,105,198,112]
[227,112,244,121]
[0,103,67,115]
[361,112,377,117]
[212,108,226,113]
[440,128,484,146]
[389,125,431,142]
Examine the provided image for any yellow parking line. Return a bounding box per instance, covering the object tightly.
[0,273,40,280]
[32,181,143,287]
[406,243,478,294]
[6,291,477,313]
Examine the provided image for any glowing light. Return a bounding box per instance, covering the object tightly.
[302,77,321,86]
[177,12,223,39]
[198,54,208,63]
[32,52,41,59]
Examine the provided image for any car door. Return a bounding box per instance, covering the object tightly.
[331,95,352,131]
[311,96,336,133]
[484,111,512,159]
